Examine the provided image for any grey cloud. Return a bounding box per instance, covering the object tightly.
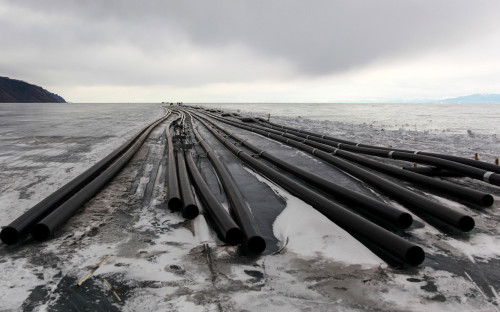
[159,1,500,74]
[2,0,500,83]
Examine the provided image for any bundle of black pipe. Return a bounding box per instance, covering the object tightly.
[311,145,491,207]
[166,118,182,211]
[190,111,424,266]
[30,111,172,241]
[186,112,266,254]
[198,111,475,232]
[256,119,500,186]
[258,118,500,174]
[193,112,413,230]
[173,114,199,219]
[203,111,493,207]
[175,148,200,219]
[185,151,243,245]
[1,110,171,245]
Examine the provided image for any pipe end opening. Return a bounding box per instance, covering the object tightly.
[32,224,50,241]
[182,204,199,220]
[168,197,182,211]
[0,227,19,245]
[482,194,494,207]
[405,246,425,266]
[398,213,413,229]
[247,236,266,254]
[225,227,244,246]
[459,216,475,232]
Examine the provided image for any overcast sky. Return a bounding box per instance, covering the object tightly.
[1,0,500,103]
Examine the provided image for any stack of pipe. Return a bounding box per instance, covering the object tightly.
[188,109,425,266]
[5,104,495,268]
[1,109,172,244]
[165,106,499,265]
[165,112,248,248]
[185,112,265,254]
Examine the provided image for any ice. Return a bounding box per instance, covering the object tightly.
[199,103,500,136]
[1,102,500,311]
[0,259,45,310]
[444,234,500,262]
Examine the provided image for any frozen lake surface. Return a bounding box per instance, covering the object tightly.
[1,103,500,311]
[199,102,500,135]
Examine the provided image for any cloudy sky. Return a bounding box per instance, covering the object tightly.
[1,0,500,103]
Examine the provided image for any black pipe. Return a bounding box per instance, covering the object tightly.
[295,138,493,208]
[194,112,413,229]
[1,109,170,245]
[191,111,424,266]
[259,119,500,174]
[31,112,171,241]
[187,113,266,254]
[175,149,200,219]
[171,111,199,219]
[166,118,182,211]
[402,166,466,177]
[185,150,243,245]
[203,111,493,208]
[197,111,475,232]
[257,120,500,186]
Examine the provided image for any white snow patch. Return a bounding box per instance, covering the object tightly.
[192,215,213,244]
[244,167,384,268]
[0,259,45,311]
[380,266,500,311]
[445,233,500,262]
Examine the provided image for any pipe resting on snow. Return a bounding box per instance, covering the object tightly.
[165,115,182,211]
[256,119,500,186]
[1,109,171,245]
[258,118,500,174]
[193,112,413,230]
[30,110,172,241]
[205,112,493,206]
[173,114,199,219]
[213,113,493,207]
[186,112,266,254]
[199,110,476,232]
[189,110,425,266]
[184,150,243,245]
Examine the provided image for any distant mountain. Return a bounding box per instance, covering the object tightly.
[434,94,500,104]
[0,76,66,103]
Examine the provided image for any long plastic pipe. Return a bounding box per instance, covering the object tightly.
[191,111,425,266]
[31,111,171,241]
[257,120,500,186]
[1,109,170,245]
[175,148,200,219]
[402,166,465,177]
[288,137,493,207]
[187,112,266,254]
[204,111,493,208]
[193,112,413,229]
[166,116,182,210]
[173,114,199,219]
[184,151,243,245]
[197,111,475,232]
[259,119,500,174]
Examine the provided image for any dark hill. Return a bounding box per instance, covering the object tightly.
[0,76,66,103]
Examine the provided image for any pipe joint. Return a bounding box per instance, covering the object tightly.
[483,171,494,183]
